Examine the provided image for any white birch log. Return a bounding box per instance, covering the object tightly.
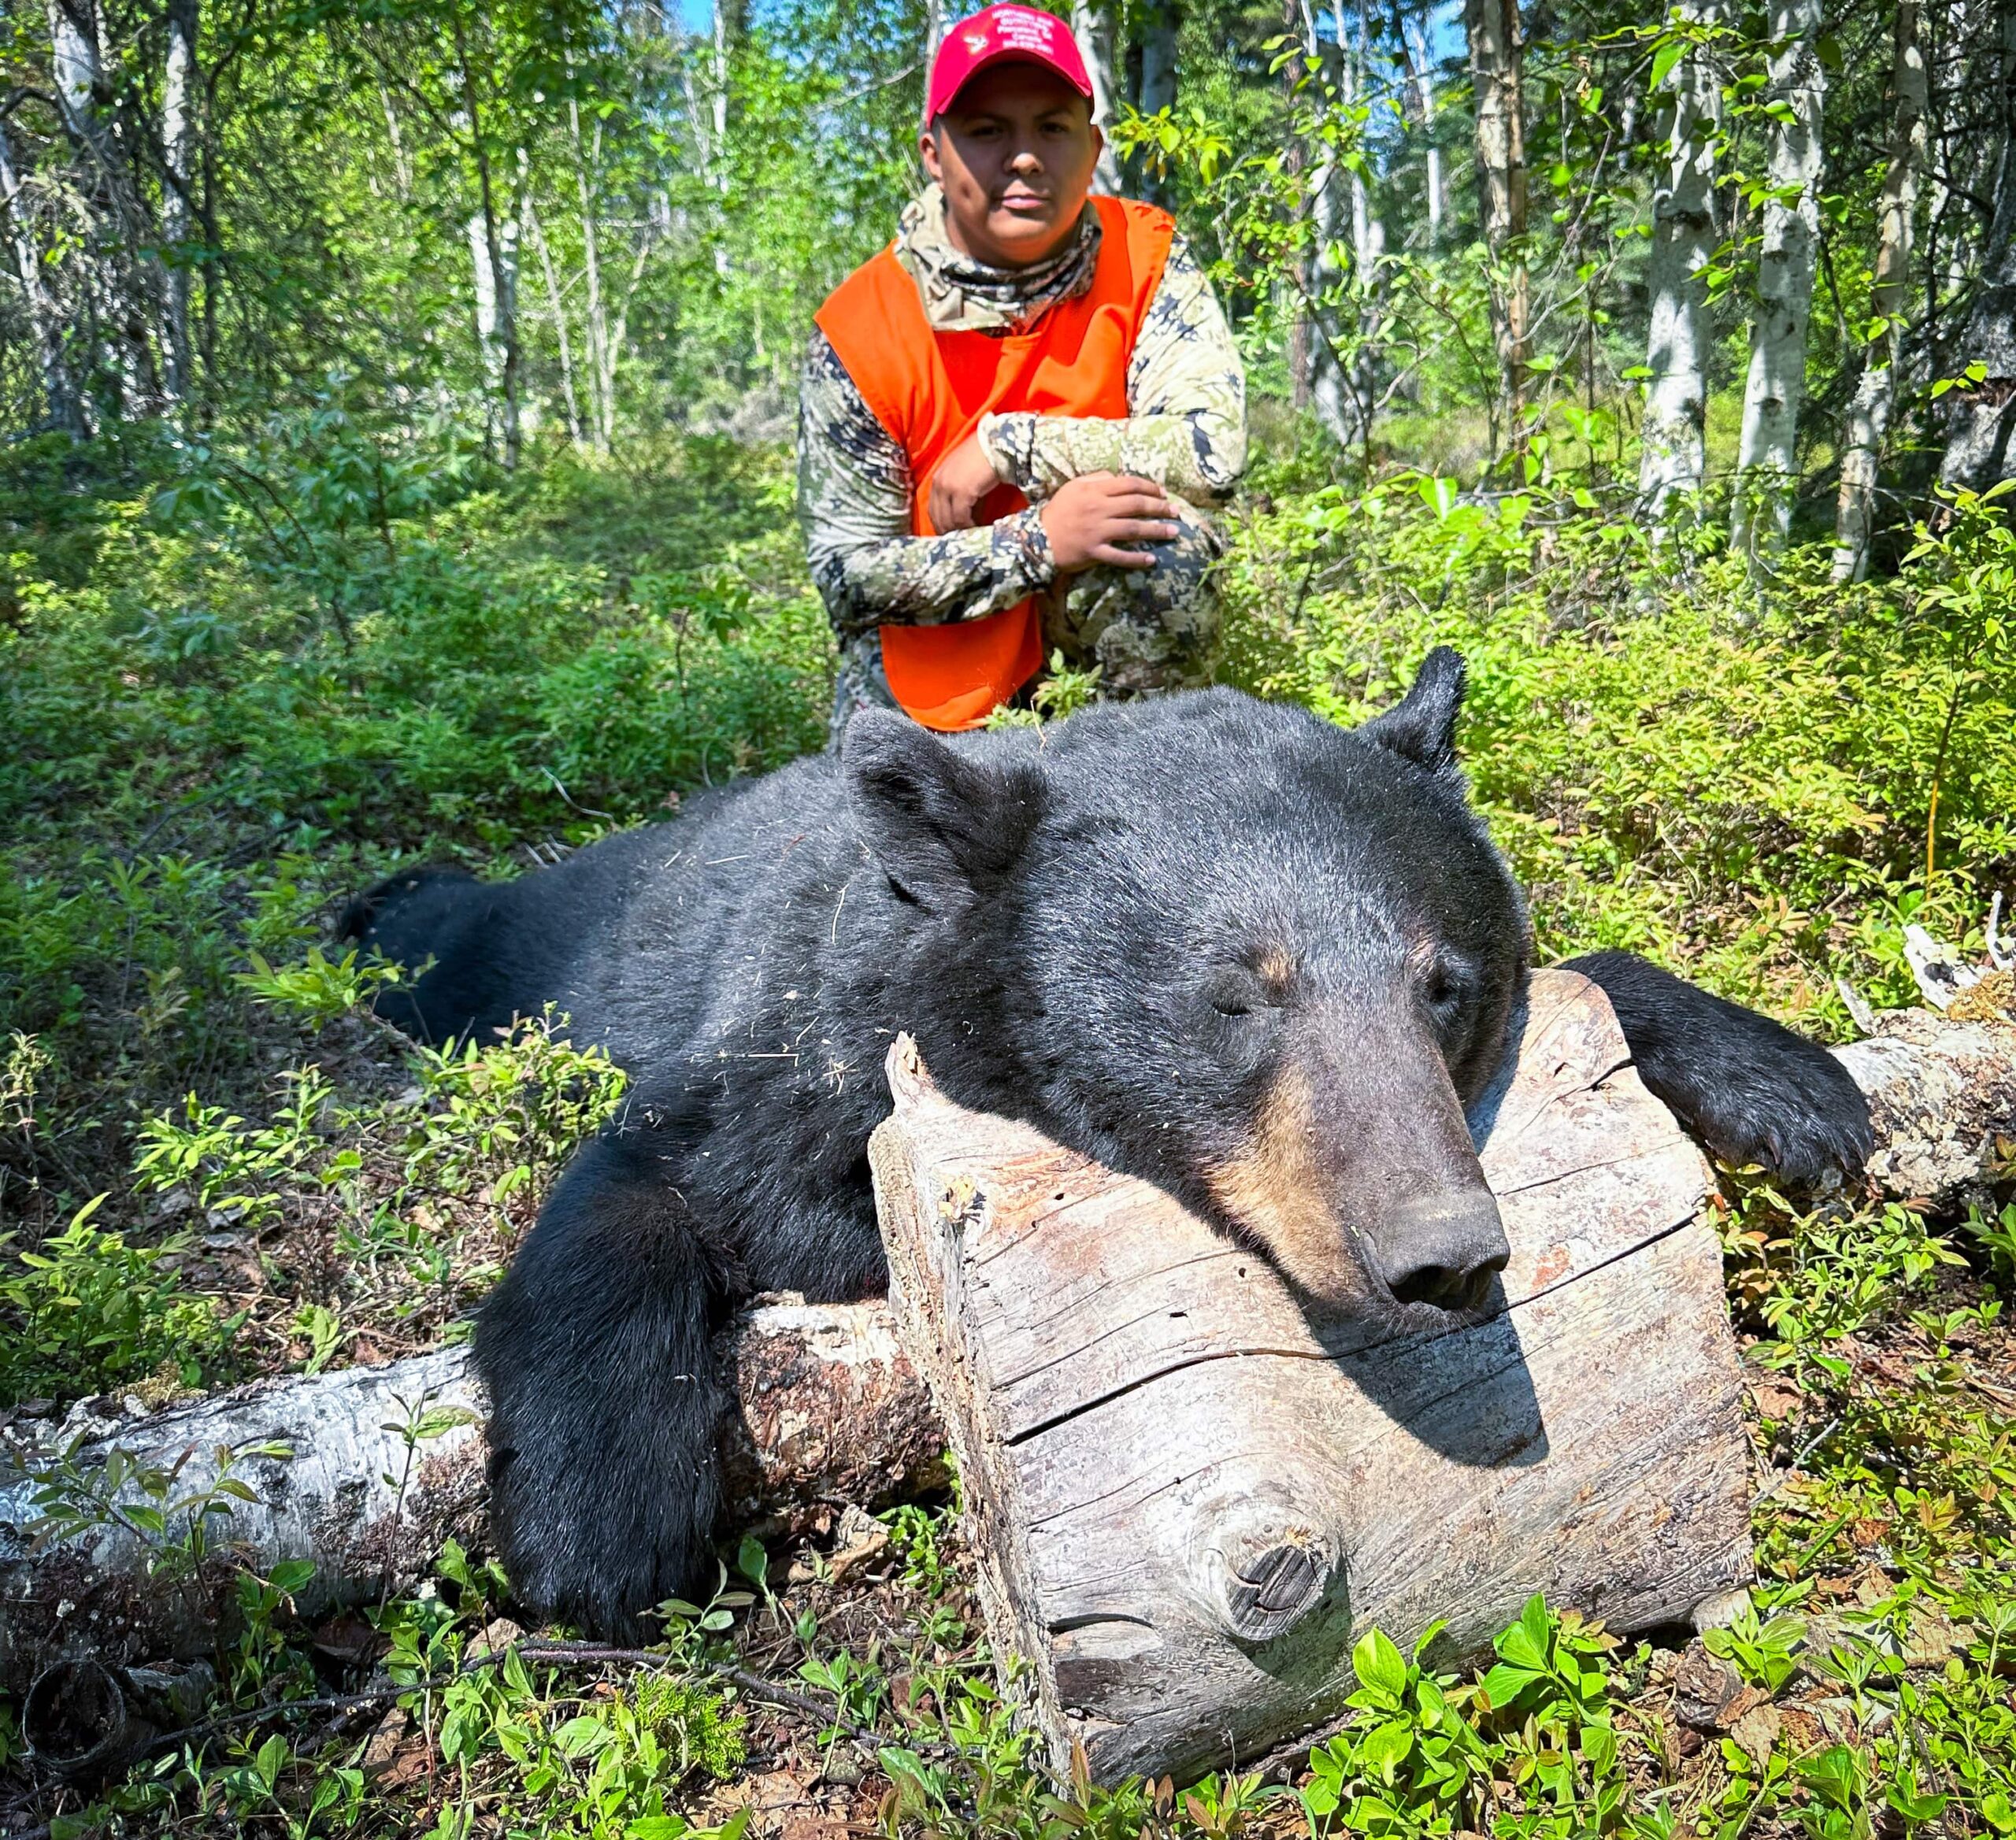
[1640,0,1727,517]
[1730,0,1827,560]
[0,1300,938,1690]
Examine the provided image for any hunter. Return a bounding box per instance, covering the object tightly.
[799,1,1247,739]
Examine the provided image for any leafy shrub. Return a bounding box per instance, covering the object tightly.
[0,1194,239,1404]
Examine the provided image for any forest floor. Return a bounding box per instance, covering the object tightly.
[2,426,2014,1838]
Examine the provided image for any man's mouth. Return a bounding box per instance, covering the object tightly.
[997,191,1053,213]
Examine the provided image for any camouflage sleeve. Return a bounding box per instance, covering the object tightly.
[976,235,1247,505]
[796,330,1058,639]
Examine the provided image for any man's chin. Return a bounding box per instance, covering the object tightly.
[986,213,1071,261]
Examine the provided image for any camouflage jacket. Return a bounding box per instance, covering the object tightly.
[797,186,1247,727]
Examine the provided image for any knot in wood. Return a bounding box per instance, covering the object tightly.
[1222,1531,1332,1642]
[1188,1487,1340,1646]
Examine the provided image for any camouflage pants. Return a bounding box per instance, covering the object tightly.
[828,497,1223,746]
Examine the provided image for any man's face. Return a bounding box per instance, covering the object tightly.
[919,64,1102,269]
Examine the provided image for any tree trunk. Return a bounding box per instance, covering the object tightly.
[1130,0,1180,208]
[1833,0,1925,581]
[1073,0,1127,195]
[161,0,198,409]
[0,1300,940,1690]
[454,13,521,470]
[1939,0,2016,489]
[1730,0,1828,561]
[1465,0,1528,444]
[0,119,91,436]
[1400,12,1443,248]
[526,197,585,448]
[1639,0,1728,517]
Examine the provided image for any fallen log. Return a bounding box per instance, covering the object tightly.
[0,1299,939,1691]
[865,969,2014,1786]
[2,983,2007,1728]
[1830,1001,2015,1210]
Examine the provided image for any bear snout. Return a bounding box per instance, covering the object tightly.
[1366,1185,1510,1313]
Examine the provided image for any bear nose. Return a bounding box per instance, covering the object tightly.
[1373,1188,1511,1312]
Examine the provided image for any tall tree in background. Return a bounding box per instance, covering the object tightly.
[1073,0,1127,193]
[161,0,199,409]
[1465,0,1528,446]
[0,113,90,435]
[1639,0,1726,516]
[1833,0,1925,579]
[1729,0,1827,558]
[1128,0,1181,206]
[1940,0,2016,489]
[1398,9,1442,248]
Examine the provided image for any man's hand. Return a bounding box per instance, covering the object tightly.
[1039,472,1180,573]
[927,434,1007,532]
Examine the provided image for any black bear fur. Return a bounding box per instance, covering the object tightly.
[344,653,1872,1636]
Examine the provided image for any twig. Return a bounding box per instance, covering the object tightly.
[1751,1412,1845,1508]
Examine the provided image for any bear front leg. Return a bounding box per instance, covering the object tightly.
[1562,950,1873,1188]
[474,1126,736,1640]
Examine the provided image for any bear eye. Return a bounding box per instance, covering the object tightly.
[1421,959,1468,1014]
[1205,972,1266,1019]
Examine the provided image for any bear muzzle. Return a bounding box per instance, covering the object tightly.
[1364,1183,1510,1312]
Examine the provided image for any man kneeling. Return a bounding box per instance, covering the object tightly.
[799,2,1248,739]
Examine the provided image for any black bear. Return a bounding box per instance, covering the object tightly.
[344,650,1870,1637]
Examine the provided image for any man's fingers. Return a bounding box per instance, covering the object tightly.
[1099,518,1181,543]
[1087,544,1159,568]
[1099,491,1176,518]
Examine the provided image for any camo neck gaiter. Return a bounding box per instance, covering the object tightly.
[895,183,1102,336]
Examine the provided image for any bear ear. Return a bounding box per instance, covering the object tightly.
[843,711,1045,909]
[1359,645,1466,773]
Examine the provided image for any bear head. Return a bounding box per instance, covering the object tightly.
[843,647,1526,1329]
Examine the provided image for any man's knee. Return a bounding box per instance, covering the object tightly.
[1049,499,1225,694]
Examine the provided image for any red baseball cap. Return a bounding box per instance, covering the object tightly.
[925,5,1096,121]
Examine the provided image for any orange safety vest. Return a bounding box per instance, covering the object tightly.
[814,195,1175,731]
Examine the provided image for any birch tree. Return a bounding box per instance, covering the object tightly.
[0,116,90,435]
[1131,0,1180,207]
[451,9,521,469]
[1832,0,1925,579]
[161,0,198,408]
[1729,0,1827,560]
[1399,12,1443,248]
[1465,0,1529,444]
[1938,0,2016,489]
[1639,0,1727,516]
[1072,0,1126,194]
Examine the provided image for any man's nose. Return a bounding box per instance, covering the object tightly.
[1007,143,1043,172]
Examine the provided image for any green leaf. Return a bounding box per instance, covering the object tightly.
[1353,1626,1409,1701]
[1496,1623,1547,1673]
[256,1731,287,1792]
[268,1557,315,1593]
[1480,1660,1544,1708]
[554,1713,610,1758]
[1651,41,1684,88]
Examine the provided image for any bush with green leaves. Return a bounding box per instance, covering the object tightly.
[0,1194,240,1404]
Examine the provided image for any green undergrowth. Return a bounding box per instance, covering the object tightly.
[2,429,2014,1837]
